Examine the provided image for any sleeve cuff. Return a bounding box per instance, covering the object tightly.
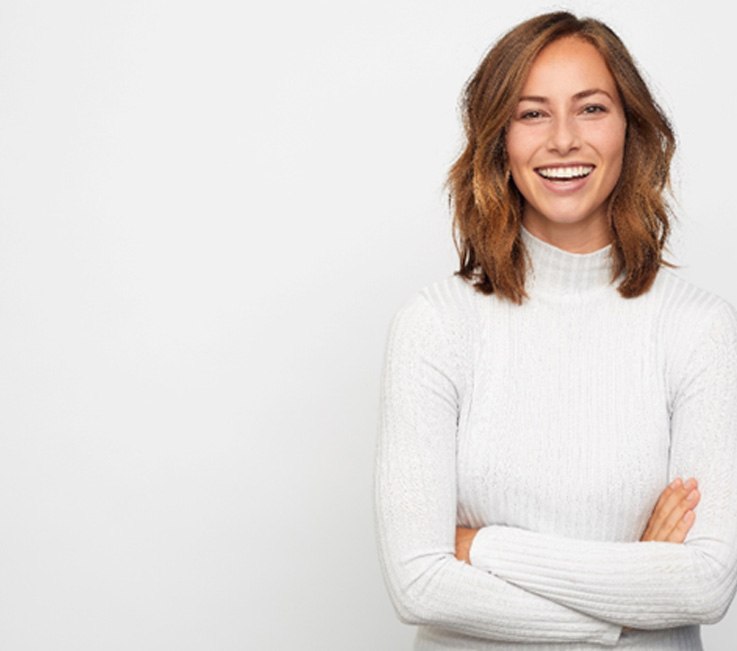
[598,624,623,646]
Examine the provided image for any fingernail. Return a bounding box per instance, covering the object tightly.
[671,478,682,488]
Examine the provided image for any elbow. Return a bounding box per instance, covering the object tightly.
[388,589,452,629]
[682,548,737,625]
[635,548,737,628]
[383,570,439,627]
[379,552,455,628]
[380,569,425,626]
[693,571,737,624]
[389,594,427,627]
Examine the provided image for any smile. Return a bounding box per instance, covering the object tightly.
[536,165,594,180]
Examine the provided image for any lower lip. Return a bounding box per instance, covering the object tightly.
[536,171,592,194]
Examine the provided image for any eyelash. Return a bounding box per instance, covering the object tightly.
[519,104,608,120]
[583,104,607,115]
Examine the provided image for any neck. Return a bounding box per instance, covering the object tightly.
[521,214,613,253]
[520,223,618,297]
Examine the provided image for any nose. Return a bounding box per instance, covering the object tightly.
[547,115,581,154]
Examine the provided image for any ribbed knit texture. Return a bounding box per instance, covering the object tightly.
[374,224,737,649]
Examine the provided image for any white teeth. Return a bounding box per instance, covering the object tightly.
[537,165,594,179]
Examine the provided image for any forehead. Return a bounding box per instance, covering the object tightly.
[521,36,617,95]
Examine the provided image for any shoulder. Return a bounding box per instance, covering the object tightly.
[390,274,485,340]
[386,274,482,373]
[655,269,737,400]
[653,267,737,340]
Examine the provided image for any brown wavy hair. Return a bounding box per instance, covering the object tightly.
[446,11,678,304]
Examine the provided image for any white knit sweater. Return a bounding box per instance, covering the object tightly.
[374,224,737,650]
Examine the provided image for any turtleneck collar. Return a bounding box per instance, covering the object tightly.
[520,223,618,298]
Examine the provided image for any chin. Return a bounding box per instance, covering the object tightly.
[528,213,596,228]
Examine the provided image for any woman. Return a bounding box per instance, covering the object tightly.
[374,11,737,650]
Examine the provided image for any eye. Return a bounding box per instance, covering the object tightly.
[582,104,607,115]
[520,110,544,120]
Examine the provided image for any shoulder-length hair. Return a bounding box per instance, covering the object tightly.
[447,11,678,304]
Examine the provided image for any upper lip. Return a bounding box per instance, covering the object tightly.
[535,162,596,170]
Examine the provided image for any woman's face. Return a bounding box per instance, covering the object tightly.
[505,36,627,237]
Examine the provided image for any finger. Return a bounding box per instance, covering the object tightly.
[649,479,697,536]
[642,479,698,542]
[660,488,700,540]
[642,479,682,539]
[650,479,688,525]
[653,477,683,513]
[665,509,696,543]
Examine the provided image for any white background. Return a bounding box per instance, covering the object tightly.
[0,0,735,649]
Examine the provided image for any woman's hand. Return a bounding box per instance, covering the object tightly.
[640,476,700,543]
[455,527,479,563]
[622,477,700,634]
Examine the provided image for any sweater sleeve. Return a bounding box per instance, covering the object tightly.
[374,291,623,645]
[469,299,737,630]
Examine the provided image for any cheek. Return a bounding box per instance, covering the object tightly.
[595,124,627,197]
[591,121,627,167]
[505,127,534,169]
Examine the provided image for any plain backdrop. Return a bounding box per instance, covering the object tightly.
[0,0,735,649]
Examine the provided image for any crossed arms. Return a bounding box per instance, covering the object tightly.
[374,293,737,643]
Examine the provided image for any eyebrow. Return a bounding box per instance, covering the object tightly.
[518,88,614,103]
